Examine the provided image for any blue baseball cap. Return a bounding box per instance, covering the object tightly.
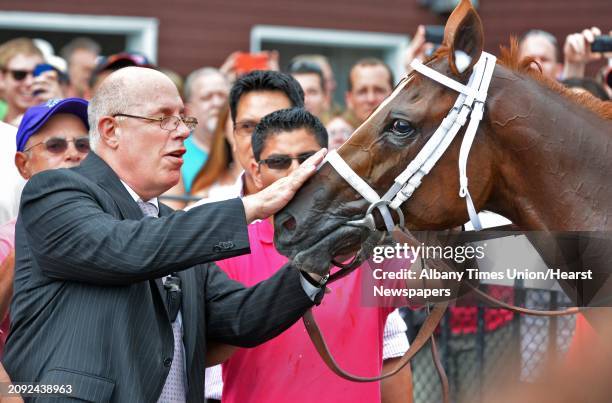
[16,98,89,152]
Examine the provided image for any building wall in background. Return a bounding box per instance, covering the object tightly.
[1,0,609,76]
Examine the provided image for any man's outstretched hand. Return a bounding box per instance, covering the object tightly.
[242,149,327,223]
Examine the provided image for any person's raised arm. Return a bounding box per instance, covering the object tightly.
[563,27,607,79]
[20,169,250,285]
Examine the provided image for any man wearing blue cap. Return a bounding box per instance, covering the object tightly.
[13,97,89,179]
[0,97,89,397]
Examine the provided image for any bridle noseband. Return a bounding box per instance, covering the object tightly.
[324,51,498,237]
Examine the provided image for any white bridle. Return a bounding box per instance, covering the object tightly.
[323,52,497,233]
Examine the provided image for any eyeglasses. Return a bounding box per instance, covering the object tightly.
[258,151,316,170]
[4,69,34,81]
[233,120,258,137]
[113,113,198,131]
[24,136,90,154]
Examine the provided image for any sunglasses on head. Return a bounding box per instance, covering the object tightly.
[258,151,316,170]
[24,136,90,154]
[4,69,34,81]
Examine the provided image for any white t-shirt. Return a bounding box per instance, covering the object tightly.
[0,121,25,224]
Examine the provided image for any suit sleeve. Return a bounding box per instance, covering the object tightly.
[20,169,250,285]
[203,262,314,347]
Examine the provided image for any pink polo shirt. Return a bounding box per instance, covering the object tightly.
[217,219,393,403]
[0,218,16,354]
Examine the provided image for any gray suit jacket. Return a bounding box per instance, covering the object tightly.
[4,152,313,402]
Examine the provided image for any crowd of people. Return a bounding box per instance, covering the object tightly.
[0,20,609,403]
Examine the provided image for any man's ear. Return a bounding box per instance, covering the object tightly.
[249,159,265,190]
[442,0,484,76]
[98,116,120,149]
[14,152,32,180]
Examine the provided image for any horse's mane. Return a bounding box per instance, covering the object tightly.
[498,37,612,120]
[430,40,612,120]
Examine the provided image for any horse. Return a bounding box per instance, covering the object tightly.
[275,1,611,269]
[273,0,612,398]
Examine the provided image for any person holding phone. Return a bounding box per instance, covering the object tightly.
[219,50,280,83]
[31,63,68,103]
[563,27,612,80]
[403,25,437,75]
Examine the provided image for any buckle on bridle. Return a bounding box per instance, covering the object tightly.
[346,200,406,232]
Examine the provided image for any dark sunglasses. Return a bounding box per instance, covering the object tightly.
[4,69,34,81]
[24,136,90,154]
[258,152,316,170]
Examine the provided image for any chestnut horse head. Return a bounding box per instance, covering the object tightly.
[274,0,612,273]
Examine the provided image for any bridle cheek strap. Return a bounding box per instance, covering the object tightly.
[324,52,497,233]
[322,151,398,232]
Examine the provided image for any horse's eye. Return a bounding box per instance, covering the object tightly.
[391,119,416,137]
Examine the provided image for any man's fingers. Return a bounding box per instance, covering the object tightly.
[571,34,583,52]
[281,148,327,195]
[288,148,326,183]
[582,27,601,43]
[303,148,327,169]
[292,148,326,184]
[414,25,426,44]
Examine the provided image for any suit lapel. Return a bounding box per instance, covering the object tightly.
[77,152,168,311]
[178,268,197,373]
[75,152,145,221]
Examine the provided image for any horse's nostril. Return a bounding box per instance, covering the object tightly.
[282,216,297,232]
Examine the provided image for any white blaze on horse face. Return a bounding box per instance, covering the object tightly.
[454,51,472,74]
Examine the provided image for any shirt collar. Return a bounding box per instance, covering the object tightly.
[236,170,246,197]
[120,180,159,211]
[256,217,275,244]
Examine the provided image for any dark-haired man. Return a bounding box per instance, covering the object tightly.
[250,107,327,186]
[219,107,412,403]
[219,69,305,198]
[199,77,410,402]
[198,69,307,401]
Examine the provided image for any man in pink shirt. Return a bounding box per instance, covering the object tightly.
[217,107,413,403]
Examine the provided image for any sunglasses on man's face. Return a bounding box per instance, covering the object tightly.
[258,151,316,170]
[4,69,34,81]
[24,136,90,154]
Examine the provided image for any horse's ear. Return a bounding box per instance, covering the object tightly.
[443,0,484,76]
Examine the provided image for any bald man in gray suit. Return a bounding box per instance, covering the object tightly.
[4,68,328,403]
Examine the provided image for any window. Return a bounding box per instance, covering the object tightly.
[0,11,158,62]
[251,25,408,105]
